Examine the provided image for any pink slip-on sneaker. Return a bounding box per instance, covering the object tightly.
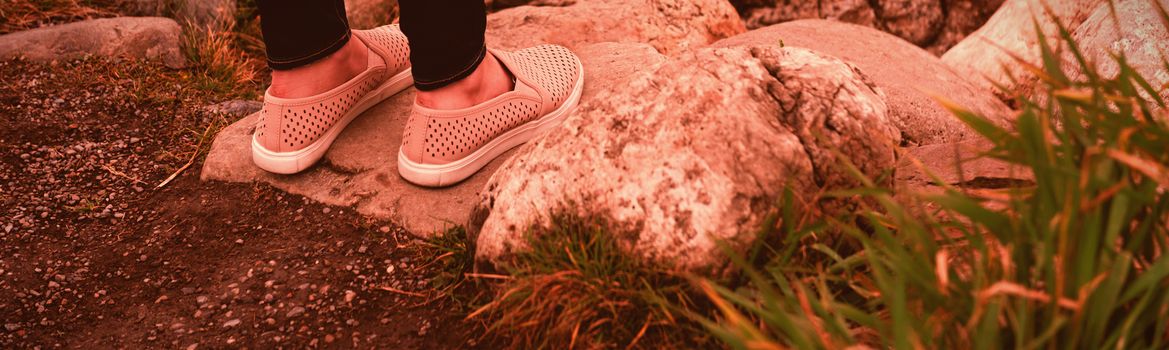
[252,24,412,174]
[397,44,585,187]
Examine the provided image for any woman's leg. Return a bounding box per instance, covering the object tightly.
[257,0,369,98]
[395,0,584,186]
[252,1,414,174]
[399,0,513,109]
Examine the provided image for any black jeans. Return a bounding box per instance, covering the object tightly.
[256,0,487,91]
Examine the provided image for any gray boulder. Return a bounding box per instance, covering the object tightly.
[730,0,1005,54]
[714,20,1013,145]
[128,0,236,30]
[873,0,945,47]
[1072,0,1169,101]
[0,17,186,68]
[942,0,1104,98]
[347,0,399,30]
[471,46,900,271]
[201,0,743,236]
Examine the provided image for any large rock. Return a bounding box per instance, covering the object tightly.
[873,0,945,46]
[731,0,1004,54]
[202,0,743,236]
[1072,0,1169,101]
[347,0,399,30]
[485,0,746,54]
[0,17,186,68]
[929,0,1009,55]
[128,0,236,30]
[735,0,855,28]
[471,46,900,271]
[714,20,1013,145]
[177,0,235,29]
[200,42,667,236]
[942,0,1103,98]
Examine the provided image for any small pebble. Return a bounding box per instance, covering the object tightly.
[286,306,305,318]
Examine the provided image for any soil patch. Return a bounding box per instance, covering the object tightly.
[0,57,475,348]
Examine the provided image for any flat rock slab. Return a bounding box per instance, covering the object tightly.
[201,42,667,236]
[896,139,1033,190]
[0,17,186,68]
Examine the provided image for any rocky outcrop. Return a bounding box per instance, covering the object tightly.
[942,0,1103,98]
[471,46,900,271]
[200,42,667,236]
[485,0,746,54]
[0,17,186,68]
[731,0,1005,54]
[202,0,744,236]
[714,20,1012,145]
[1072,0,1169,101]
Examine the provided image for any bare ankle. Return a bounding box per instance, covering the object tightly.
[268,37,369,99]
[416,53,514,110]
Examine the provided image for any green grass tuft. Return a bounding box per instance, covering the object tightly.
[465,212,713,349]
[694,7,1169,350]
[434,6,1169,349]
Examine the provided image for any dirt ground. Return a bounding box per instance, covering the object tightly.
[0,57,477,348]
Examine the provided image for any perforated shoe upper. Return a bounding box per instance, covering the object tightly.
[353,25,410,73]
[400,45,582,165]
[254,25,410,153]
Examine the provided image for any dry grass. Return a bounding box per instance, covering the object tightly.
[179,20,264,100]
[693,7,1169,349]
[429,5,1169,350]
[431,213,717,349]
[0,0,123,34]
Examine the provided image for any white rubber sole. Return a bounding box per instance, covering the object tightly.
[397,61,586,187]
[252,69,414,174]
